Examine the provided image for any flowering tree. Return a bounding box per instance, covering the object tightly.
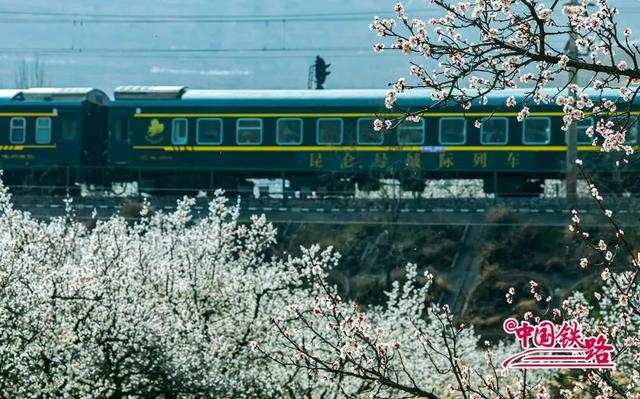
[563,175,640,397]
[371,0,639,156]
[264,1,640,398]
[0,181,326,398]
[265,260,554,398]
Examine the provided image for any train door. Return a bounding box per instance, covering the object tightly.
[109,116,131,165]
[58,114,82,165]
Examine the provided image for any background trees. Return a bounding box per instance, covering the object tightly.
[14,58,47,88]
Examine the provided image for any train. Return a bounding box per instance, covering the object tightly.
[0,86,633,197]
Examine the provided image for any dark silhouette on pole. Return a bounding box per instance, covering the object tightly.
[314,56,330,90]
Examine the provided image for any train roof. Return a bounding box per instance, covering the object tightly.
[0,86,631,108]
[182,89,425,107]
[0,88,110,106]
[113,88,429,107]
[114,86,186,100]
[21,88,110,105]
[110,87,635,108]
[0,90,22,100]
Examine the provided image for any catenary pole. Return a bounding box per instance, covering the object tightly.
[565,0,579,204]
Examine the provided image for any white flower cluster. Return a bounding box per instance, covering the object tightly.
[0,178,549,398]
[0,182,319,398]
[269,261,550,398]
[370,0,639,156]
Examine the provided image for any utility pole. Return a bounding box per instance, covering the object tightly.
[565,0,579,204]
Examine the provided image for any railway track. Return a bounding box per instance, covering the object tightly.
[6,194,640,226]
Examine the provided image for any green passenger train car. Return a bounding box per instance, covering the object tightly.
[0,88,109,193]
[107,87,636,195]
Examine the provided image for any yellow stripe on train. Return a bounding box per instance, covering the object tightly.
[131,145,608,152]
[0,144,57,151]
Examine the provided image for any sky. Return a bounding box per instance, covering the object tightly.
[0,0,639,95]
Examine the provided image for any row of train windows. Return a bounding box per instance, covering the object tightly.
[8,117,52,144]
[171,117,640,146]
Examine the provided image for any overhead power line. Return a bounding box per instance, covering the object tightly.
[0,46,371,54]
[0,9,429,18]
[0,17,388,23]
[0,46,401,59]
[3,6,640,19]
[0,9,436,23]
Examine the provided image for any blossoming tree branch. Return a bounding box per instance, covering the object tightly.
[262,1,640,398]
[371,0,639,156]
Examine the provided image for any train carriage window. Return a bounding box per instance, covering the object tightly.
[317,118,343,145]
[397,119,425,145]
[439,118,466,144]
[236,118,262,145]
[197,118,223,145]
[172,119,188,145]
[276,118,303,145]
[565,117,594,145]
[481,118,508,145]
[9,117,26,144]
[357,118,383,145]
[35,117,52,144]
[523,117,551,144]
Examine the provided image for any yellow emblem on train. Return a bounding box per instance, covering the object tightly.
[145,119,165,144]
